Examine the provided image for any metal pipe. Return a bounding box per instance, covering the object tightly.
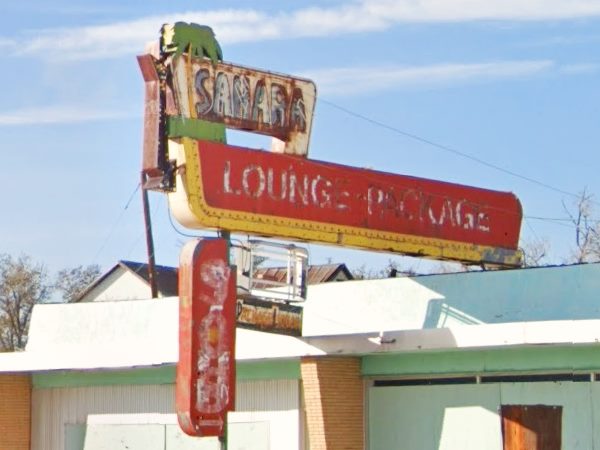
[141,171,159,298]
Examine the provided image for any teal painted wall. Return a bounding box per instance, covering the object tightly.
[33,359,300,388]
[415,263,600,326]
[369,383,502,450]
[369,381,598,450]
[34,344,600,388]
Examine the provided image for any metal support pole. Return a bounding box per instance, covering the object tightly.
[221,229,231,449]
[141,171,159,298]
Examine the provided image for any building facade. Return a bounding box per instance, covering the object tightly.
[2,263,600,449]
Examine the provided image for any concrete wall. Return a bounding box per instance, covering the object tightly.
[417,263,600,326]
[0,374,31,450]
[303,263,600,335]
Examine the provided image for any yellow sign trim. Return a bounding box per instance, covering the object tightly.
[169,138,522,267]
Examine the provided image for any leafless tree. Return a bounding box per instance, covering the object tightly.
[430,261,471,274]
[351,259,416,279]
[563,188,600,263]
[520,238,550,267]
[0,255,51,351]
[55,265,101,302]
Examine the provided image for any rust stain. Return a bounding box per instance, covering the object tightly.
[236,298,302,336]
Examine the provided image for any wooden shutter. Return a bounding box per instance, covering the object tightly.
[501,404,562,450]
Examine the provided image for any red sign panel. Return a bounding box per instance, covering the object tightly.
[171,139,522,266]
[177,238,236,437]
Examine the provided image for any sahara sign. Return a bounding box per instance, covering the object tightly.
[169,139,523,267]
[177,238,236,438]
[138,22,317,190]
[169,56,316,156]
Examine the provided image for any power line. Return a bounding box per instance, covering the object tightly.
[526,216,573,222]
[319,98,582,200]
[524,215,580,229]
[91,182,141,264]
[125,192,163,259]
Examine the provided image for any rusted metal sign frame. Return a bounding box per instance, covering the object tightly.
[137,54,175,190]
[169,138,523,267]
[177,238,236,438]
[236,297,303,336]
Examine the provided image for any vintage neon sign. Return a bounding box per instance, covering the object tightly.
[177,238,236,437]
[138,22,317,188]
[168,57,316,155]
[139,22,523,267]
[169,139,523,267]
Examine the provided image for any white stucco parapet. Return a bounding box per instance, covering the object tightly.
[1,295,600,373]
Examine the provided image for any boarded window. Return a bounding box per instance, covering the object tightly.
[501,405,562,450]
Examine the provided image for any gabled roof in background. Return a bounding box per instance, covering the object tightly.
[74,260,178,302]
[119,260,178,296]
[76,261,352,302]
[255,263,353,285]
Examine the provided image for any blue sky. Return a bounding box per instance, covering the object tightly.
[1,0,600,275]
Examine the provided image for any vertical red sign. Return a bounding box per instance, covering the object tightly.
[177,238,237,437]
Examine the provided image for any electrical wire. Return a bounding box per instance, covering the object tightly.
[319,98,583,201]
[524,216,593,229]
[125,193,163,259]
[316,96,600,253]
[526,215,600,223]
[91,182,141,264]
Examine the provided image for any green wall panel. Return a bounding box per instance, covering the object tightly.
[362,345,600,377]
[33,359,300,388]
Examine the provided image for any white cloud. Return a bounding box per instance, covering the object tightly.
[559,63,600,74]
[0,105,137,126]
[523,34,600,47]
[0,37,16,48]
[2,59,589,120]
[304,60,555,95]
[6,0,600,61]
[362,0,600,22]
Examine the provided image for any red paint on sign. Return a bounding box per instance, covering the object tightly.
[177,238,236,437]
[195,140,522,250]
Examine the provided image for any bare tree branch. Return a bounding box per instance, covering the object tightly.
[563,188,600,263]
[0,254,51,351]
[55,265,101,302]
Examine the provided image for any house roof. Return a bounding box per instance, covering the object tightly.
[255,263,353,285]
[74,260,178,302]
[119,260,179,297]
[76,261,351,302]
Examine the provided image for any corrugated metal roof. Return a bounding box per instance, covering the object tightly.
[255,263,353,285]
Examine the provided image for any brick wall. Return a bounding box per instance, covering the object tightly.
[0,374,31,450]
[301,357,364,450]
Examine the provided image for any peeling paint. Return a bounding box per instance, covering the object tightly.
[176,238,236,438]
